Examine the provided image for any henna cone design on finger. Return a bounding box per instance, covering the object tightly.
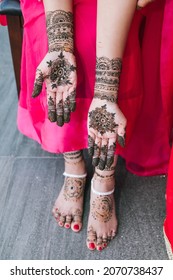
[32,69,44,97]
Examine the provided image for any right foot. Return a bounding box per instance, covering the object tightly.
[52,151,86,232]
[86,170,117,251]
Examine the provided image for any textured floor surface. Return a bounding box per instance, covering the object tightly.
[0,26,168,260]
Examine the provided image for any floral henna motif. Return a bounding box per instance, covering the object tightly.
[98,145,108,170]
[56,99,64,126]
[106,143,116,168]
[63,177,85,201]
[88,135,94,157]
[91,196,113,223]
[89,105,118,135]
[46,52,76,90]
[46,10,74,53]
[48,96,56,122]
[94,92,117,103]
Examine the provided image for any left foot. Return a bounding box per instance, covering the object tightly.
[86,172,117,251]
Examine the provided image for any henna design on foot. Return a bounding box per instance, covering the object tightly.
[91,196,113,223]
[63,177,85,201]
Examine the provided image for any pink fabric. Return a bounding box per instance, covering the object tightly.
[0,15,7,26]
[18,0,171,176]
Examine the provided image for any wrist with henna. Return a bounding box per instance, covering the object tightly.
[46,10,74,53]
[94,56,122,103]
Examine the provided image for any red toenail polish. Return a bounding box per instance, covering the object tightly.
[103,243,107,248]
[98,247,102,251]
[59,222,63,227]
[89,243,95,249]
[65,224,70,228]
[73,224,79,230]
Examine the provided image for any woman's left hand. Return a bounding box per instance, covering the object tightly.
[87,98,126,170]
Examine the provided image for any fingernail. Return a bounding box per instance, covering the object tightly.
[117,135,125,147]
[48,112,56,122]
[106,157,114,168]
[57,116,64,127]
[64,113,70,123]
[70,103,76,112]
[98,159,105,170]
[92,158,99,167]
[88,147,94,157]
[32,86,42,98]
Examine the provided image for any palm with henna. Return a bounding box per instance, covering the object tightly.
[88,57,126,170]
[32,10,77,127]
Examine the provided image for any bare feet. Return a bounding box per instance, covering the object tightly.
[52,151,86,232]
[86,171,117,251]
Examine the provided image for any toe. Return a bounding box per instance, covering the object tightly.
[58,215,66,227]
[71,209,83,232]
[86,227,97,250]
[52,207,60,222]
[64,215,72,229]
[111,229,117,239]
[102,234,108,249]
[96,236,103,251]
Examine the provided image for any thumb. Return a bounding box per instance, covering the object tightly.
[137,0,152,8]
[32,69,44,98]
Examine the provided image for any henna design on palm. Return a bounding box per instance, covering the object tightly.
[88,56,126,170]
[32,10,77,127]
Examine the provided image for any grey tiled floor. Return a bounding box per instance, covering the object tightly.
[0,26,168,260]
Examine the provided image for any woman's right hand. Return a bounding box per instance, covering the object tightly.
[32,50,77,127]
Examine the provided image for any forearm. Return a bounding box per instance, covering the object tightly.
[43,0,73,13]
[95,0,137,99]
[43,0,74,52]
[97,0,137,58]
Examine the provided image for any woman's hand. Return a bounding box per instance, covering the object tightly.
[32,9,76,127]
[32,50,77,126]
[88,98,126,170]
[137,0,155,9]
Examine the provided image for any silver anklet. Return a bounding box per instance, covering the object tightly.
[91,179,114,196]
[63,172,87,178]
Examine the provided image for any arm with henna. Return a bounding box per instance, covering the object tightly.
[88,0,137,170]
[32,0,77,126]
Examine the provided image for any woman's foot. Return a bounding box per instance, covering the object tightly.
[86,169,117,251]
[52,151,86,232]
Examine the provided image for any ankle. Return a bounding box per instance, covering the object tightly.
[64,151,86,175]
[92,174,115,193]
